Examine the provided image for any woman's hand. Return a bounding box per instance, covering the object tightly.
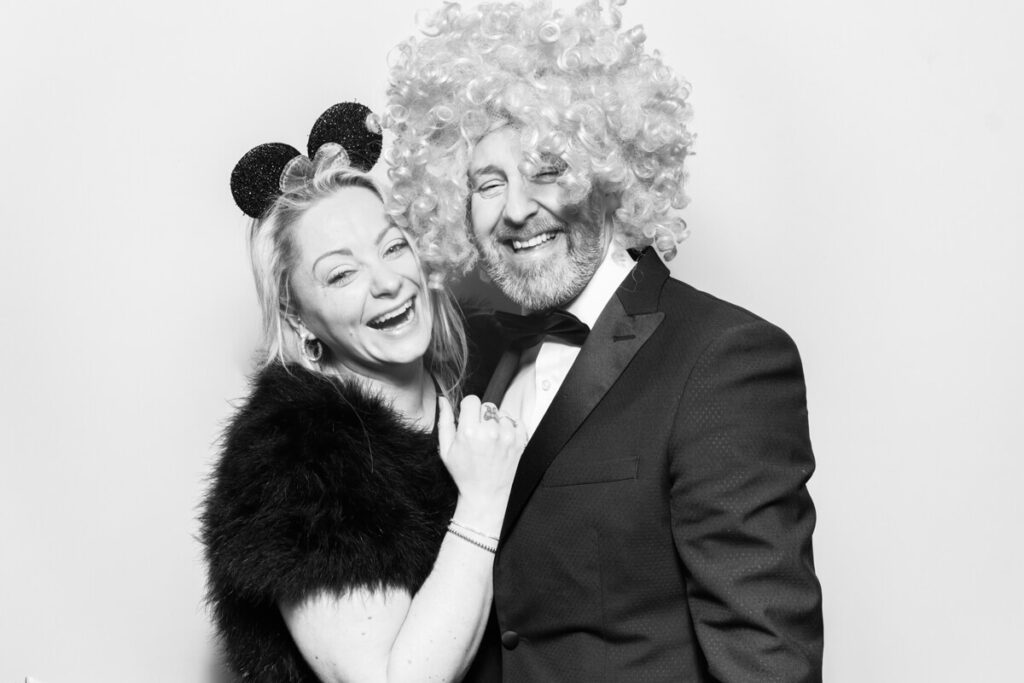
[437,395,526,535]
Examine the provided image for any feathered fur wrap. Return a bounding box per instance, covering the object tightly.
[201,362,457,682]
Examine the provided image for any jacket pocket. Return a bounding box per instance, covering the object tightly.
[541,456,639,487]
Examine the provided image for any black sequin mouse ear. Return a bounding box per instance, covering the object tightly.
[307,102,383,172]
[230,142,302,218]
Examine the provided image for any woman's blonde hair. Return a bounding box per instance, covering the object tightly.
[248,148,467,400]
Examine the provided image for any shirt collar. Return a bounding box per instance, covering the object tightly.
[562,242,636,329]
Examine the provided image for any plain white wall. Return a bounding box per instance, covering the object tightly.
[1,1,1021,681]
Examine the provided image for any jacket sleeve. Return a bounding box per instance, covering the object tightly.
[668,320,824,682]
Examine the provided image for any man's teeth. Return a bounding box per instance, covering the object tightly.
[511,232,557,251]
[370,300,413,327]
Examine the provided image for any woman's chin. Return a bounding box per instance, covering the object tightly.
[362,338,433,377]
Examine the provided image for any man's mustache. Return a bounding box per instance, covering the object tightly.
[493,217,567,242]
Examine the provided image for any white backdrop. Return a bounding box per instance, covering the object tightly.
[1,1,1021,681]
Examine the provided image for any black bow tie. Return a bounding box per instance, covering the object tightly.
[493,309,590,351]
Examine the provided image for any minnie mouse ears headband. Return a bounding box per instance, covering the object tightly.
[230,102,383,218]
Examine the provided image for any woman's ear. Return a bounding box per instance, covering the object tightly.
[285,312,307,337]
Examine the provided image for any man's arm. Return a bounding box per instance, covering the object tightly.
[669,320,824,682]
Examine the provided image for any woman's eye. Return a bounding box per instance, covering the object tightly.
[385,240,410,257]
[327,269,355,285]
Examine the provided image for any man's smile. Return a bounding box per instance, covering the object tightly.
[508,230,560,253]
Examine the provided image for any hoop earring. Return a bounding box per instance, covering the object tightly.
[299,335,323,363]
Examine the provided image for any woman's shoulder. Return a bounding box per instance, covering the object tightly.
[202,362,452,601]
[236,361,379,434]
[224,362,426,467]
[208,363,441,532]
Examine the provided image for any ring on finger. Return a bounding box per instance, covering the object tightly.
[481,402,500,422]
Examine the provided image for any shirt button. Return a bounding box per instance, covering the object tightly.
[540,379,551,391]
[501,630,520,650]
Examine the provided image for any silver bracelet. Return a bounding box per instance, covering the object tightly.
[447,525,497,554]
[449,518,501,543]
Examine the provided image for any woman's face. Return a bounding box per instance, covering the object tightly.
[288,185,431,380]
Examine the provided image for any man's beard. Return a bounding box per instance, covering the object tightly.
[478,215,606,311]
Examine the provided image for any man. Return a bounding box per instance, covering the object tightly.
[386,2,823,680]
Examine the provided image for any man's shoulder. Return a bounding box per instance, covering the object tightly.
[662,277,767,326]
[625,247,785,338]
[655,276,797,352]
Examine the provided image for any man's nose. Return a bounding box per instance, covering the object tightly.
[503,179,539,227]
[369,262,402,297]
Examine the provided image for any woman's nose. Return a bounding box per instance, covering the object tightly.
[369,262,402,297]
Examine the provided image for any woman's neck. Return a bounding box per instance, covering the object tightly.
[333,361,435,429]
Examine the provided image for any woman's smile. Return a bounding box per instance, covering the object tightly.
[366,296,417,332]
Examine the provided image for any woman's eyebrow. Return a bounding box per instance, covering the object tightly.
[312,248,353,273]
[375,225,398,246]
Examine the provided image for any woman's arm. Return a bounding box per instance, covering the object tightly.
[282,395,521,683]
[282,522,492,683]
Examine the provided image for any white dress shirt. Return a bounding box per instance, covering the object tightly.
[499,244,637,436]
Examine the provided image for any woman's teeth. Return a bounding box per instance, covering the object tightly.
[511,232,557,252]
[368,299,415,330]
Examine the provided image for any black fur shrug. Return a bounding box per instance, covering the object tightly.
[201,362,457,682]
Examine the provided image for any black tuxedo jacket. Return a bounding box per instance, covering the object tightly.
[465,249,823,682]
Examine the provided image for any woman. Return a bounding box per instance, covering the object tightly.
[202,103,523,682]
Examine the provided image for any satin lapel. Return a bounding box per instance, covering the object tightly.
[500,293,665,539]
[482,350,521,406]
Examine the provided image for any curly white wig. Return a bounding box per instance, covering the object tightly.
[385,0,694,279]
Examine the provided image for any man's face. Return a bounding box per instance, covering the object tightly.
[468,126,610,311]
